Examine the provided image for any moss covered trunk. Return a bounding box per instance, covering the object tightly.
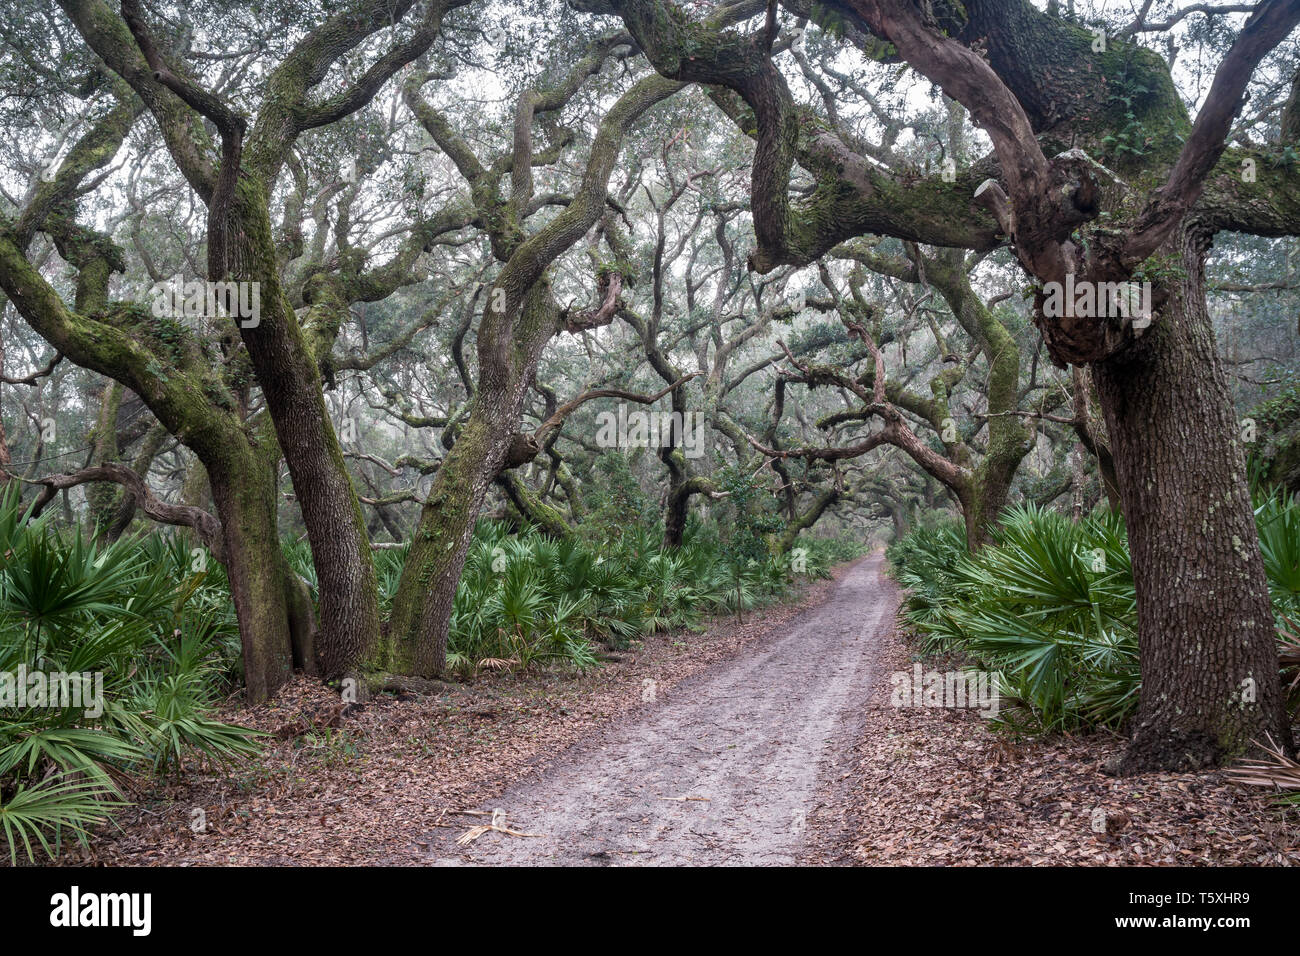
[85,381,124,536]
[387,403,519,675]
[777,486,839,552]
[205,442,315,702]
[663,473,716,549]
[225,181,379,679]
[964,455,1019,549]
[387,282,563,675]
[498,471,572,537]
[1093,228,1292,772]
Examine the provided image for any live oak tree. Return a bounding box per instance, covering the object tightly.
[385,35,686,675]
[580,0,1300,770]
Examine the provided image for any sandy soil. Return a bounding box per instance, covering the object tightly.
[421,551,898,865]
[72,563,853,865]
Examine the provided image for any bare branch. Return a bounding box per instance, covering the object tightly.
[24,463,224,559]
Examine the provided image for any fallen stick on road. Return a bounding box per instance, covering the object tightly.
[457,824,545,845]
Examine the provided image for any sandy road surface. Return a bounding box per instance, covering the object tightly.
[422,552,899,866]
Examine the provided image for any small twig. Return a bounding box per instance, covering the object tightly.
[456,823,545,845]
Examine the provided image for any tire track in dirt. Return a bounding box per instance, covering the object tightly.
[421,551,899,866]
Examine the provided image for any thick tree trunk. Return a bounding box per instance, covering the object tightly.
[1093,226,1292,772]
[86,381,124,536]
[663,479,691,549]
[227,184,380,680]
[889,500,908,539]
[178,456,212,547]
[387,404,516,675]
[964,462,1016,549]
[206,444,315,702]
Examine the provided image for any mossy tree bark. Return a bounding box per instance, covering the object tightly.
[776,485,840,552]
[85,381,125,535]
[497,470,575,538]
[206,438,317,700]
[1094,224,1288,772]
[389,70,683,674]
[388,361,536,674]
[217,179,380,679]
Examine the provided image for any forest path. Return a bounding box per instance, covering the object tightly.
[419,551,899,866]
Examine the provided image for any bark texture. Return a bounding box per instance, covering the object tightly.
[1093,225,1290,770]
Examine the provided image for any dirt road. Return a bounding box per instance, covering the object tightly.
[421,552,899,866]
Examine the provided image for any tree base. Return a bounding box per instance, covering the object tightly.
[1107,730,1225,775]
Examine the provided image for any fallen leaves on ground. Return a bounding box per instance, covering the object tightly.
[811,624,1300,866]
[64,574,844,866]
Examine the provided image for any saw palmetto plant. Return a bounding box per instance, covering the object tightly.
[889,497,1300,736]
[0,485,259,863]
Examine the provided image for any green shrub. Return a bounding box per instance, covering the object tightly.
[0,485,260,863]
[441,517,864,672]
[889,499,1300,735]
[1255,490,1300,621]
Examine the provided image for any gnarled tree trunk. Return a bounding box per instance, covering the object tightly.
[1093,226,1291,771]
[225,183,380,680]
[387,386,525,675]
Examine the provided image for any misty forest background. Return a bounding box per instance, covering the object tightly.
[1,0,1300,861]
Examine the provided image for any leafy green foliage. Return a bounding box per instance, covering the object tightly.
[1255,491,1300,620]
[0,485,260,863]
[439,515,862,674]
[889,500,1300,735]
[714,467,786,620]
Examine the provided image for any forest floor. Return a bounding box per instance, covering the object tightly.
[76,558,854,865]
[826,637,1300,866]
[76,553,1298,866]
